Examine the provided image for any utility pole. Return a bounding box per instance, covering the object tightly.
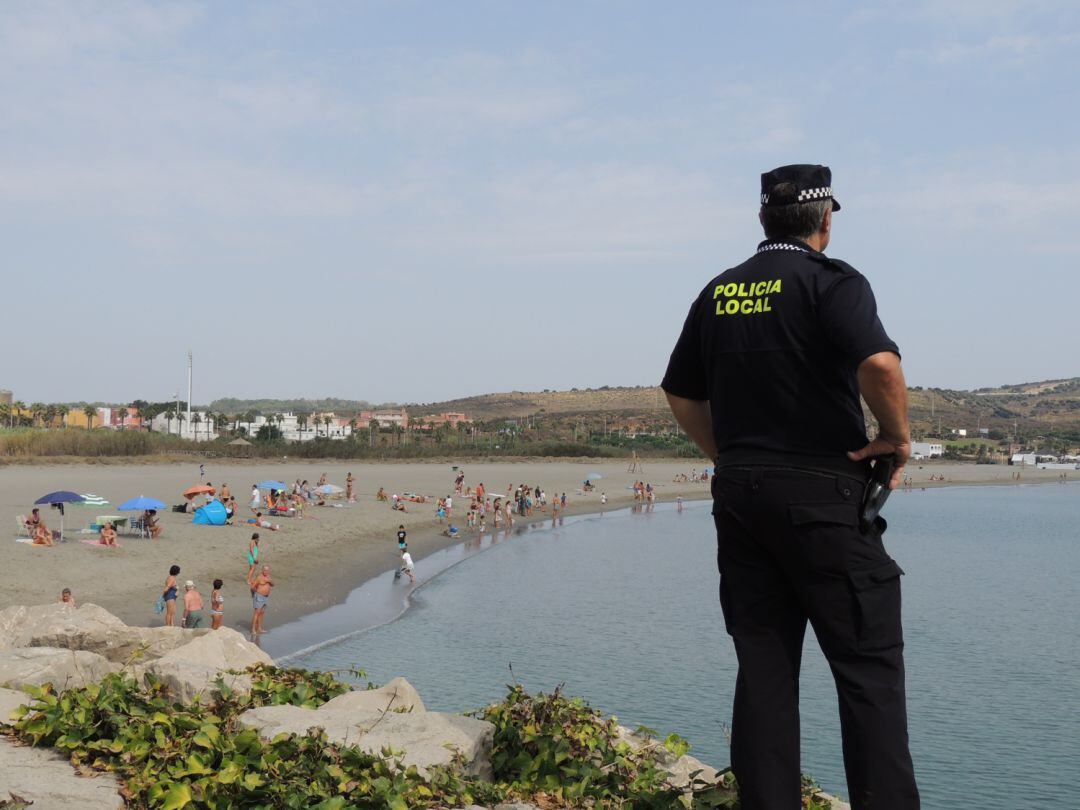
[186,350,193,439]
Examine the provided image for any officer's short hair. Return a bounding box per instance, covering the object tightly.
[760,187,831,239]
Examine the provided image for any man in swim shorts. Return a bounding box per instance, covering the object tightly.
[182,580,205,628]
[248,564,274,635]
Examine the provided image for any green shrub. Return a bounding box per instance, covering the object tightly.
[4,669,835,809]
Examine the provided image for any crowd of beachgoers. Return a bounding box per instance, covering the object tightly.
[22,465,706,643]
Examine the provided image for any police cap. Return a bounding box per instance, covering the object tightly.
[760,164,840,211]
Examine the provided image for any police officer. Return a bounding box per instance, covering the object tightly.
[661,165,919,809]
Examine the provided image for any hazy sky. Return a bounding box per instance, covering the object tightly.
[2,1,1078,406]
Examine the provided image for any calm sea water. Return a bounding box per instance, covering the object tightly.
[291,484,1080,809]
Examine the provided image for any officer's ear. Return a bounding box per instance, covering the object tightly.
[821,208,832,235]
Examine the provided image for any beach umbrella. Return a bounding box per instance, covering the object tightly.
[317,484,344,495]
[256,480,288,490]
[74,493,110,508]
[183,484,216,499]
[586,472,603,481]
[119,496,167,511]
[33,491,85,540]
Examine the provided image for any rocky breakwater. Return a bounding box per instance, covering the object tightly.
[0,603,272,808]
[0,604,849,809]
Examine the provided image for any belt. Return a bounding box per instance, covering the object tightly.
[714,448,870,480]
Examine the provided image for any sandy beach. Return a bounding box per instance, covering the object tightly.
[0,458,1066,638]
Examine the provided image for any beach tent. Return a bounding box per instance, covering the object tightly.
[192,500,227,526]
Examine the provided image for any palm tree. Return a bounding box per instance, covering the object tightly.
[29,403,45,427]
[0,403,10,428]
[297,413,308,440]
[118,407,129,430]
[191,412,202,440]
[83,404,96,430]
[56,405,69,428]
[347,418,358,440]
[44,404,57,428]
[323,415,333,438]
[216,413,229,438]
[175,409,185,437]
[369,419,380,448]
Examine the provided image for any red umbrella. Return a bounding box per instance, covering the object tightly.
[183,485,216,500]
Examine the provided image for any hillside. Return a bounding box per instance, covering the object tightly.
[412,378,1080,440]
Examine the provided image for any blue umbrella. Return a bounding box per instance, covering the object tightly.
[33,491,85,540]
[256,480,288,490]
[119,496,167,511]
[586,472,603,481]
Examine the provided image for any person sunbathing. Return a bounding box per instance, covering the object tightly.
[32,521,54,546]
[143,509,163,538]
[25,508,43,535]
[247,512,279,531]
[100,522,118,547]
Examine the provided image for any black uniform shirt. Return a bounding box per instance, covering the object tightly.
[661,238,899,462]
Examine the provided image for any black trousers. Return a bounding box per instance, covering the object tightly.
[713,466,919,810]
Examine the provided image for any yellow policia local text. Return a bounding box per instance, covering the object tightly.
[713,279,781,316]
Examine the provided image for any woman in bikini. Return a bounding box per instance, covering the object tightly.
[32,519,54,546]
[162,565,180,627]
[210,579,224,630]
[346,472,355,502]
[100,522,118,547]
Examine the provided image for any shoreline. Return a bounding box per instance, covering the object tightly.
[267,475,1074,661]
[1,460,1069,646]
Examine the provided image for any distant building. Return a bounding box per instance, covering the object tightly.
[0,390,11,406]
[97,407,144,430]
[149,410,218,441]
[912,441,944,459]
[1010,453,1038,466]
[422,412,471,429]
[950,428,968,437]
[355,408,409,430]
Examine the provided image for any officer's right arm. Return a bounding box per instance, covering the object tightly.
[848,351,910,489]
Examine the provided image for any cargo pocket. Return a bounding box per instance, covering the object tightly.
[848,559,904,651]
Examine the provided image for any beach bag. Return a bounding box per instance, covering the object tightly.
[154,597,165,615]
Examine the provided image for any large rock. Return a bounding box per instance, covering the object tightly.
[239,677,493,779]
[142,627,272,704]
[0,648,120,691]
[319,676,425,714]
[0,603,208,664]
[0,687,31,724]
[0,737,124,809]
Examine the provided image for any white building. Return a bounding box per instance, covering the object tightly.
[149,411,219,442]
[912,441,944,459]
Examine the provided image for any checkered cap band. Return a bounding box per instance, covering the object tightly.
[761,186,833,205]
[797,186,832,202]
